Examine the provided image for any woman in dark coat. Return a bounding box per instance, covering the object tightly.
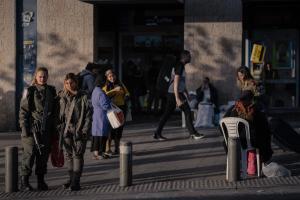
[57,73,92,191]
[19,67,56,191]
[231,66,273,164]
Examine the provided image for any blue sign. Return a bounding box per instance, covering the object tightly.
[21,0,37,87]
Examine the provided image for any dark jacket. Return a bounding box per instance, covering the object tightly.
[19,84,57,136]
[57,90,92,139]
[80,69,95,98]
[196,83,219,112]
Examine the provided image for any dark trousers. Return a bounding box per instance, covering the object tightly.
[91,136,107,154]
[251,111,273,163]
[64,136,87,175]
[155,93,197,136]
[147,86,160,112]
[110,126,123,153]
[110,105,126,153]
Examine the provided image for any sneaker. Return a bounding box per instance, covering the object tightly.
[153,134,167,141]
[105,151,113,157]
[100,154,110,159]
[92,155,100,160]
[190,133,205,140]
[158,135,167,141]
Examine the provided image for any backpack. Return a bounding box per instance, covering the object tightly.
[155,55,176,96]
[76,73,87,90]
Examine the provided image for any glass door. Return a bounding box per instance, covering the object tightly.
[249,29,299,108]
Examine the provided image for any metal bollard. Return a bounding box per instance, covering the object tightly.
[5,146,19,193]
[227,137,241,182]
[119,141,132,187]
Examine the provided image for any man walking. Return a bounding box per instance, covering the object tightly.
[154,50,204,140]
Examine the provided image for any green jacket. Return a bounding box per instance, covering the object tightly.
[19,84,57,135]
[57,90,92,138]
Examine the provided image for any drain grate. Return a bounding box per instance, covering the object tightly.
[1,176,300,199]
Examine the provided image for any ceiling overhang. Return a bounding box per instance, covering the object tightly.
[80,0,184,4]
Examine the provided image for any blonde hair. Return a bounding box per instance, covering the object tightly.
[31,67,49,85]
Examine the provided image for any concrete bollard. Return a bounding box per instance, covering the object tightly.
[5,146,19,193]
[119,141,132,187]
[227,137,241,182]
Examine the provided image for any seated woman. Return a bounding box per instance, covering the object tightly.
[225,66,293,177]
[194,77,219,128]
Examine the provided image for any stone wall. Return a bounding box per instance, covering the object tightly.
[37,0,94,91]
[184,0,243,104]
[0,0,16,131]
[0,0,94,131]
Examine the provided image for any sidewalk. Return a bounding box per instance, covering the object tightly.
[0,116,300,199]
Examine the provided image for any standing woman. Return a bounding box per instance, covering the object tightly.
[103,69,130,155]
[91,74,112,159]
[19,67,57,191]
[57,73,92,191]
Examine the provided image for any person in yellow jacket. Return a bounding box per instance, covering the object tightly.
[103,69,130,155]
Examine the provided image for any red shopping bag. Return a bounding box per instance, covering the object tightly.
[50,136,64,168]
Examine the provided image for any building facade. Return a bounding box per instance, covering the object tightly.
[0,0,299,131]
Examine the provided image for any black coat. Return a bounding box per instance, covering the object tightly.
[196,84,219,112]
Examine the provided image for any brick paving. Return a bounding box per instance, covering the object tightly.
[0,116,300,199]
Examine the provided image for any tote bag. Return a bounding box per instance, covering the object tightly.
[107,104,125,129]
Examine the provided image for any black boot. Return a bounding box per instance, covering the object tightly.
[70,172,81,191]
[20,175,33,191]
[62,171,73,189]
[37,174,48,191]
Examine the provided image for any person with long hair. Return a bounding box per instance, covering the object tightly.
[102,69,129,155]
[57,73,92,191]
[19,67,57,191]
[91,74,112,159]
[231,66,273,165]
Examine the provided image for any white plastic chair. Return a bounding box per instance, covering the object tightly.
[219,117,261,179]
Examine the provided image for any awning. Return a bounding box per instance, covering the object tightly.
[80,0,184,4]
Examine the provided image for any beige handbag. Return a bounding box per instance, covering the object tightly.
[107,104,125,129]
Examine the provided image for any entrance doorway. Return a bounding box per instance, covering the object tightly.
[94,3,184,114]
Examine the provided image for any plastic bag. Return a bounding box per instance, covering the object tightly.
[107,104,125,129]
[262,162,291,177]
